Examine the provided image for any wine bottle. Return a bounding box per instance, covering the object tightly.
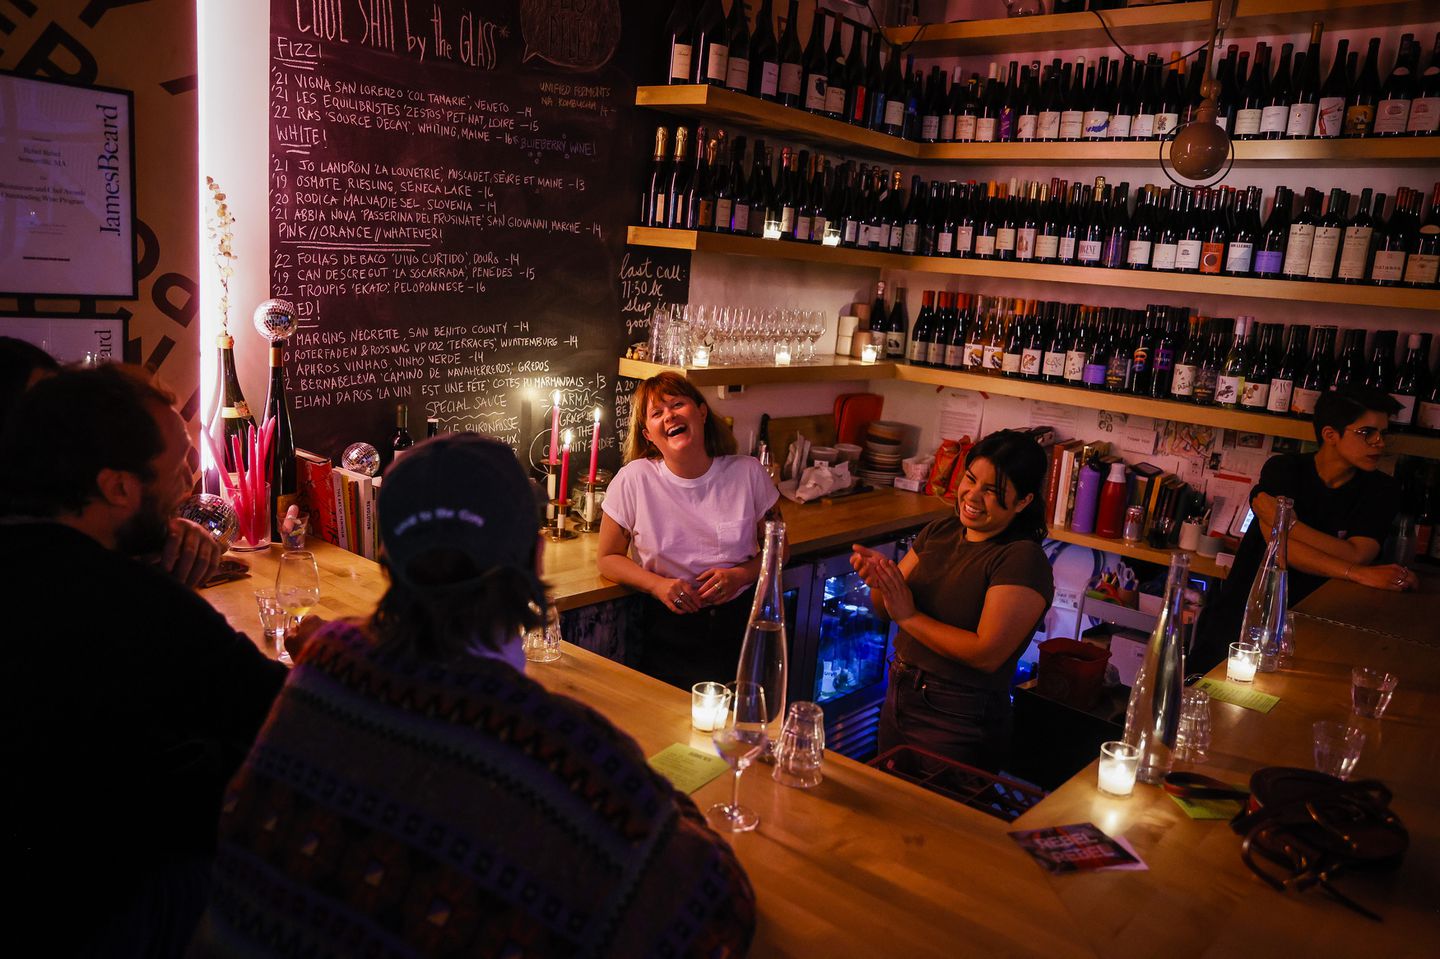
[1331,328,1366,389]
[1020,302,1046,378]
[1133,55,1159,139]
[1179,47,1207,127]
[1260,43,1294,139]
[724,0,751,93]
[1281,187,1320,278]
[1344,37,1382,136]
[1240,323,1274,410]
[927,291,953,367]
[994,179,1018,261]
[1017,180,1041,262]
[718,135,744,233]
[390,403,414,462]
[425,417,439,439]
[945,293,971,370]
[643,126,669,227]
[1215,316,1250,408]
[684,126,710,230]
[1174,187,1204,273]
[665,126,691,228]
[1316,37,1350,137]
[1266,324,1306,414]
[1154,51,1183,138]
[1151,186,1181,271]
[1291,325,1334,415]
[665,0,696,85]
[216,331,255,474]
[801,10,829,114]
[1041,304,1069,382]
[1082,310,1111,389]
[1391,333,1428,428]
[1337,187,1376,281]
[886,287,908,360]
[789,150,813,242]
[881,44,906,136]
[1408,32,1440,134]
[749,0,779,99]
[1363,329,1397,393]
[903,61,923,141]
[693,133,718,231]
[1110,55,1136,139]
[998,60,1020,142]
[1370,191,1408,284]
[1101,181,1131,269]
[265,338,297,536]
[1017,62,1041,141]
[1253,186,1292,278]
[1225,185,1261,275]
[824,15,848,119]
[1059,57,1085,141]
[1148,307,1177,398]
[1306,187,1347,281]
[1193,323,1222,405]
[776,0,803,108]
[1170,316,1201,401]
[1233,42,1268,138]
[693,0,728,86]
[1403,182,1439,287]
[919,65,943,142]
[1199,188,1230,275]
[1287,22,1323,138]
[1083,55,1112,139]
[975,62,1000,142]
[1374,33,1416,135]
[845,25,870,126]
[1415,353,1440,434]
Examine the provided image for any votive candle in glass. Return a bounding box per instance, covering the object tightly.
[691,682,731,732]
[1228,640,1259,684]
[1097,741,1140,797]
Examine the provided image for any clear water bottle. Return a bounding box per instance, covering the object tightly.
[737,519,789,740]
[1124,552,1189,785]
[1242,496,1293,672]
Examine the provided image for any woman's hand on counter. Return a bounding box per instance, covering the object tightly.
[695,565,753,606]
[1345,562,1418,592]
[652,576,704,614]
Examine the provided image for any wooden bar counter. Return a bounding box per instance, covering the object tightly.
[203,492,1440,957]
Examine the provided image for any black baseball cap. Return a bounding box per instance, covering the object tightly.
[378,433,542,593]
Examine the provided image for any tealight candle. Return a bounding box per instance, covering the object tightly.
[691,682,731,732]
[775,347,792,366]
[1228,640,1259,684]
[860,343,879,364]
[692,346,711,367]
[1097,741,1139,797]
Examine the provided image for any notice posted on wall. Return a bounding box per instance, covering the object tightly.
[0,74,134,298]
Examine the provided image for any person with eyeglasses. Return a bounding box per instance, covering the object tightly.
[1193,385,1419,672]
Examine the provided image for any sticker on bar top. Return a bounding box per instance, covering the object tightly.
[647,744,730,795]
[1008,823,1147,875]
[1171,793,1246,821]
[1194,678,1280,714]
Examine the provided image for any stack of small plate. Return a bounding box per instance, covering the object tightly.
[858,421,905,486]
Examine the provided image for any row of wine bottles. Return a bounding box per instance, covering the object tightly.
[663,0,1440,142]
[640,126,1440,288]
[869,285,1440,432]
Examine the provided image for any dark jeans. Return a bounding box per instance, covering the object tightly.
[636,592,753,692]
[878,658,1012,774]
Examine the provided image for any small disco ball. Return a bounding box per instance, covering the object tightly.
[342,442,381,477]
[253,298,298,342]
[177,493,238,550]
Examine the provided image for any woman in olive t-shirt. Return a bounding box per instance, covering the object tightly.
[852,431,1054,773]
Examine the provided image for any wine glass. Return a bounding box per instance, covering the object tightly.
[275,550,321,634]
[709,681,769,833]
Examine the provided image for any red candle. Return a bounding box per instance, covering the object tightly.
[548,390,561,464]
[558,430,573,505]
[587,407,601,483]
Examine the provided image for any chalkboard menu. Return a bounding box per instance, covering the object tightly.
[269,0,689,472]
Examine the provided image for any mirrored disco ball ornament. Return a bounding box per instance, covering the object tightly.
[342,442,381,477]
[253,298,298,342]
[177,493,238,550]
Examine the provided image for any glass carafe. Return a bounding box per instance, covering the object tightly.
[1242,495,1293,672]
[1124,553,1189,785]
[736,520,788,740]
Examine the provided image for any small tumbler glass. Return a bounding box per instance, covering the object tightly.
[1351,666,1398,719]
[253,588,293,665]
[772,701,826,789]
[523,603,562,663]
[1313,720,1365,780]
[1175,688,1211,763]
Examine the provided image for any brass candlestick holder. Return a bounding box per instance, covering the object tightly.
[546,462,576,540]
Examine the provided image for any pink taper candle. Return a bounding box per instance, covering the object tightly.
[588,407,601,483]
[548,390,562,464]
[559,430,573,504]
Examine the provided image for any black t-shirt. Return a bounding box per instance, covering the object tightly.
[0,522,286,940]
[1195,453,1397,670]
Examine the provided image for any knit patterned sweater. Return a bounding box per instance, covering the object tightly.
[190,620,755,958]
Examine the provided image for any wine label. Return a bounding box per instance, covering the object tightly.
[908,338,927,363]
[939,115,956,141]
[901,223,919,254]
[1082,110,1109,138]
[1259,105,1288,135]
[1344,103,1375,136]
[1058,234,1077,262]
[1285,103,1317,138]
[974,233,996,256]
[669,43,693,82]
[945,344,965,369]
[884,99,906,127]
[1225,241,1254,274]
[826,84,847,115]
[983,344,1004,369]
[759,61,780,97]
[733,203,750,234]
[928,340,947,366]
[921,115,940,140]
[1373,98,1411,134]
[1200,240,1224,274]
[1064,351,1086,380]
[1077,238,1102,262]
[1215,374,1244,405]
[956,114,977,141]
[1267,378,1294,413]
[1101,234,1125,268]
[1337,227,1372,279]
[976,116,997,141]
[804,73,827,111]
[955,224,974,254]
[1002,351,1022,374]
[1170,363,1196,396]
[885,331,904,356]
[222,402,251,419]
[793,214,811,240]
[1215,113,1231,132]
[1407,96,1440,134]
[1370,249,1406,282]
[936,230,954,254]
[1390,393,1417,426]
[1240,380,1270,409]
[965,342,985,368]
[1021,348,1043,375]
[1233,108,1261,136]
[1253,248,1284,275]
[1132,113,1156,139]
[889,223,902,248]
[1417,400,1440,431]
[998,109,1015,141]
[1042,350,1066,377]
[811,215,827,242]
[1017,114,1038,140]
[714,197,732,231]
[1017,227,1036,260]
[725,55,749,91]
[1282,224,1315,275]
[706,43,729,82]
[842,216,858,245]
[1152,347,1172,373]
[996,227,1016,253]
[1059,111,1083,139]
[1035,233,1060,260]
[1152,242,1178,270]
[1155,111,1179,136]
[1082,361,1107,386]
[1403,252,1439,286]
[779,62,803,97]
[1315,96,1345,137]
[1037,111,1061,139]
[1306,226,1341,279]
[780,206,794,234]
[1110,114,1133,139]
[1290,386,1321,415]
[1175,239,1203,270]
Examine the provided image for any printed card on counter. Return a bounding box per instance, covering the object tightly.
[647,744,730,795]
[1194,678,1280,713]
[1008,823,1146,875]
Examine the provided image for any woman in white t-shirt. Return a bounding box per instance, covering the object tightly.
[599,372,780,689]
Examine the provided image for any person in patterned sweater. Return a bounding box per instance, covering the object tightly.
[190,432,754,958]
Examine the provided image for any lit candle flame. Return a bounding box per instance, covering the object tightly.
[593,407,602,423]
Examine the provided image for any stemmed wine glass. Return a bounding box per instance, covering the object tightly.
[275,550,321,640]
[708,681,769,833]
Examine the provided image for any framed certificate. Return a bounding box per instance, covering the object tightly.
[0,71,137,298]
[0,314,128,364]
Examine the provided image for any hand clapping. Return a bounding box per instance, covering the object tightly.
[850,544,916,621]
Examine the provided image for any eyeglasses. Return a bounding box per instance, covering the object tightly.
[1345,426,1389,446]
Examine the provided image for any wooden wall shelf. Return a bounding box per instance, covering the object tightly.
[637,85,1440,167]
[618,355,894,386]
[885,0,1435,57]
[627,226,1440,312]
[1047,525,1229,579]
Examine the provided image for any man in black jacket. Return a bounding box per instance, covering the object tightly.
[0,364,287,955]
